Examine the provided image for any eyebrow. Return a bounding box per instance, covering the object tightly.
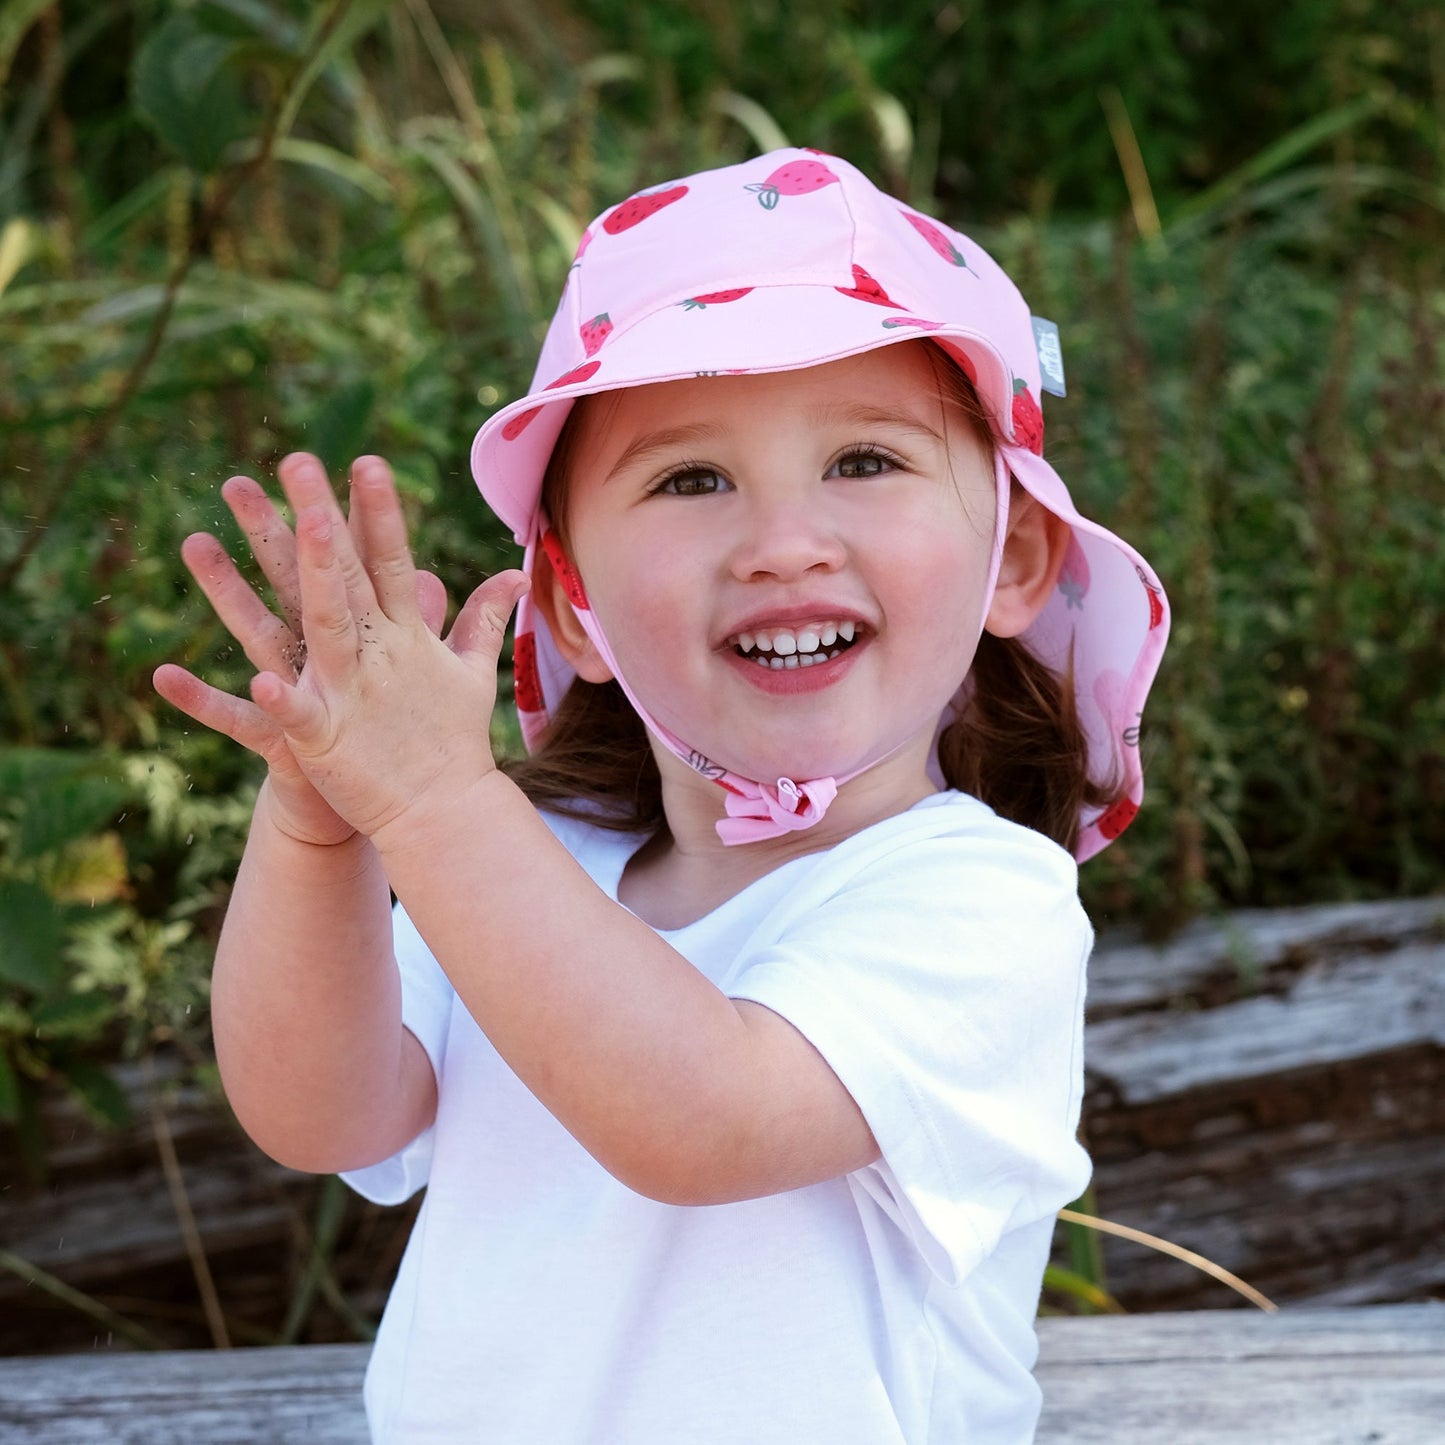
[603,399,947,483]
[807,400,946,442]
[604,423,725,482]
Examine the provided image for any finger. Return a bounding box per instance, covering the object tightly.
[416,569,448,636]
[276,452,345,519]
[294,506,361,675]
[447,570,529,666]
[180,532,307,679]
[250,669,328,740]
[220,475,304,637]
[347,456,420,624]
[275,453,348,578]
[153,663,288,758]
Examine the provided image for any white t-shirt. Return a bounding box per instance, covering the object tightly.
[342,790,1092,1444]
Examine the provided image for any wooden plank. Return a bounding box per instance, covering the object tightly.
[1086,942,1445,1104]
[1033,1305,1445,1444]
[0,1343,369,1444]
[1086,897,1445,1018]
[0,1306,1440,1444]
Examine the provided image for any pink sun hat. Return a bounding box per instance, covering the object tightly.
[470,147,1169,861]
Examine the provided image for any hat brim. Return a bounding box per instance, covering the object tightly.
[472,284,1019,543]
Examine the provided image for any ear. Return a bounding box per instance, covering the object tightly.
[983,486,1072,639]
[530,537,614,684]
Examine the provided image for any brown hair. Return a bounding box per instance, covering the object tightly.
[501,346,1117,853]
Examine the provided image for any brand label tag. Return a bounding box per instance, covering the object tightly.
[1031,316,1066,397]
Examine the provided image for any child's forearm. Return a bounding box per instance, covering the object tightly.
[212,781,435,1173]
[372,771,754,1201]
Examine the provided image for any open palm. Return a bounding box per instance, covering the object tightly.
[154,453,447,846]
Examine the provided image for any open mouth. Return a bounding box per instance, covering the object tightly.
[728,620,861,671]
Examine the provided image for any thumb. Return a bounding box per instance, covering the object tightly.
[249,670,327,743]
[448,570,529,664]
[415,569,448,636]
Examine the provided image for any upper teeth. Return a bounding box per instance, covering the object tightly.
[732,620,856,655]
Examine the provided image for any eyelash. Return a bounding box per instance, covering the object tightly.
[649,444,903,496]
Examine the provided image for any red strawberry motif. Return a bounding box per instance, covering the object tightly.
[502,406,541,441]
[1096,796,1139,841]
[501,360,602,442]
[602,185,688,234]
[836,265,902,309]
[511,630,543,713]
[1137,565,1165,629]
[881,316,944,331]
[547,360,601,390]
[579,313,612,357]
[572,227,594,263]
[1011,379,1044,454]
[745,159,839,210]
[900,209,974,272]
[680,288,754,310]
[541,529,589,610]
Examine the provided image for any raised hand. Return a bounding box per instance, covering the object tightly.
[232,454,526,849]
[153,453,449,846]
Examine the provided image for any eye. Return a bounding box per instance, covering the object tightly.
[652,464,732,496]
[829,445,898,480]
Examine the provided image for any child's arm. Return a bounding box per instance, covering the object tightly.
[247,455,880,1205]
[209,783,437,1172]
[374,773,881,1205]
[155,456,445,1172]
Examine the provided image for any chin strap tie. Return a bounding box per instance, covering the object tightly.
[714,775,840,846]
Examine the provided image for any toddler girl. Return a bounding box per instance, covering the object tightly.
[156,148,1168,1444]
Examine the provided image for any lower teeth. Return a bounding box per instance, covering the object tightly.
[754,648,842,669]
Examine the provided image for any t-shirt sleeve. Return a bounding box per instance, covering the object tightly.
[338,902,455,1206]
[726,823,1093,1286]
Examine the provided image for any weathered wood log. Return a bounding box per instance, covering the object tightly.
[0,1057,414,1354]
[0,1305,1440,1444]
[1082,897,1445,1311]
[1,898,1440,1349]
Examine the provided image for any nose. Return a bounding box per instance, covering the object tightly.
[727,490,847,583]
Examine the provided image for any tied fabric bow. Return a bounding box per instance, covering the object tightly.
[715,775,840,846]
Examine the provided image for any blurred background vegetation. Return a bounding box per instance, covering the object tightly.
[0,0,1441,1184]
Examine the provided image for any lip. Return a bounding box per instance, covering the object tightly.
[724,634,867,695]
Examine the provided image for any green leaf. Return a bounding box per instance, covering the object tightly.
[15,776,130,861]
[0,1050,19,1124]
[272,137,394,203]
[1042,1264,1123,1314]
[0,880,67,992]
[1166,94,1389,233]
[60,1060,132,1130]
[0,746,95,796]
[272,0,393,144]
[31,992,118,1042]
[307,377,376,473]
[131,13,253,173]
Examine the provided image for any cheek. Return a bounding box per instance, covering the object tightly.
[581,546,706,685]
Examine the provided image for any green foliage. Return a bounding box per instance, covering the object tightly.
[0,0,1440,1191]
[132,11,259,174]
[0,743,250,1173]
